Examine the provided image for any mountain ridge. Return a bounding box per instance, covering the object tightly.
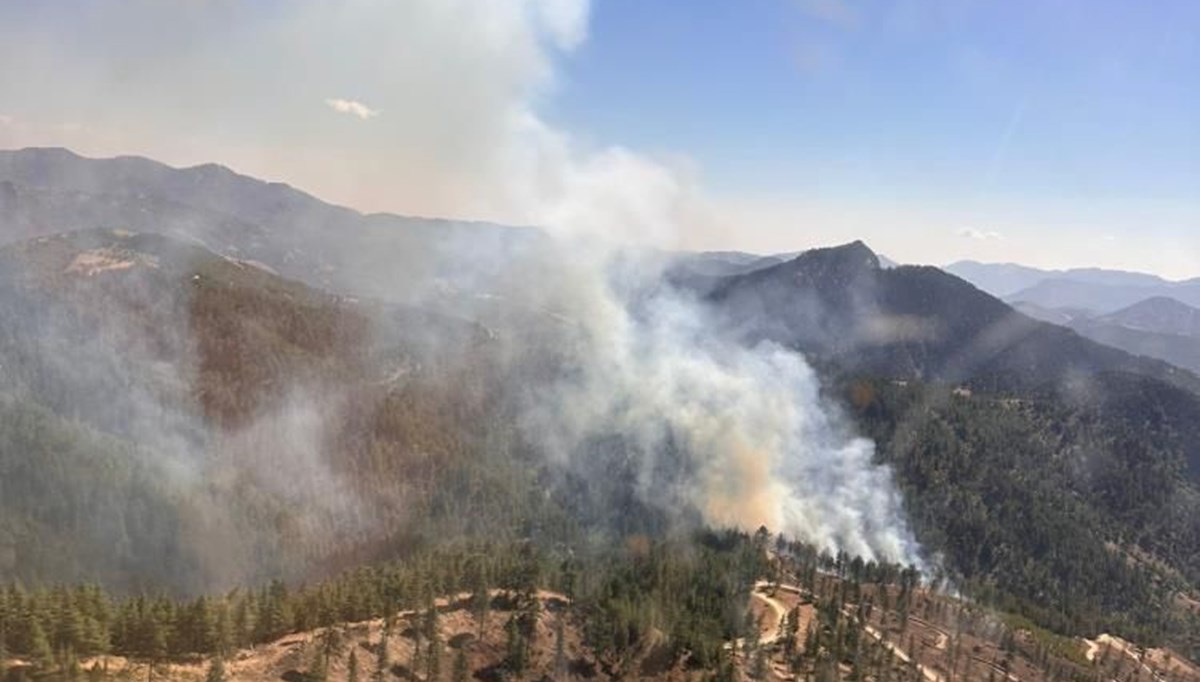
[705,241,1200,397]
[2,150,1200,669]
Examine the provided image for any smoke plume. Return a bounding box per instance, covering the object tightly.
[0,0,926,583]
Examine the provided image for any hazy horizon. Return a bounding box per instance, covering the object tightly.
[1,0,1196,278]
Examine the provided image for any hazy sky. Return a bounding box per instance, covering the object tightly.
[0,1,1196,277]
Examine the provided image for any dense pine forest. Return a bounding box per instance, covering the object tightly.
[5,527,1187,682]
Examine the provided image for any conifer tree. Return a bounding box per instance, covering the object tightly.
[553,615,566,679]
[0,625,7,681]
[374,625,390,682]
[750,647,768,680]
[29,619,54,671]
[452,645,469,682]
[308,641,328,682]
[204,656,226,682]
[426,626,442,682]
[470,574,490,639]
[504,615,527,677]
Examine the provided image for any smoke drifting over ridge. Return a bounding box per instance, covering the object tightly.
[0,0,925,585]
[393,1,925,564]
[515,261,922,563]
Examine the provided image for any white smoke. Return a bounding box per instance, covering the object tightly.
[424,3,925,566]
[0,0,925,568]
[511,240,922,564]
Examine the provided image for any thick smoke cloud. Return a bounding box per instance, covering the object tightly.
[518,265,922,562]
[405,3,923,564]
[0,0,925,577]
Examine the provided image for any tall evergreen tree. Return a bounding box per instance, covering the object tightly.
[29,619,54,671]
[373,626,390,682]
[1,624,8,681]
[452,646,469,682]
[204,656,226,682]
[504,615,527,678]
[426,627,442,682]
[553,615,566,679]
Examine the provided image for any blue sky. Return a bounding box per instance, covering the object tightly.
[554,0,1197,201]
[542,0,1199,276]
[0,0,1196,276]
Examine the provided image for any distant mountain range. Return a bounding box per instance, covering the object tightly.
[947,259,1200,313]
[1012,296,1200,376]
[950,260,1200,376]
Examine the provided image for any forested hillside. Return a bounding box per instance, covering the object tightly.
[1,157,1199,679]
[0,229,528,592]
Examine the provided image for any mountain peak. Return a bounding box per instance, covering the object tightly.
[1115,295,1196,313]
[1102,295,1200,338]
[787,240,881,279]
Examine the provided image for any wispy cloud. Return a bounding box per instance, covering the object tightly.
[795,0,859,28]
[957,227,1004,241]
[324,98,379,120]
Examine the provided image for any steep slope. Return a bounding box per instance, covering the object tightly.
[705,241,1200,395]
[694,245,1200,643]
[0,229,514,592]
[1067,319,1200,376]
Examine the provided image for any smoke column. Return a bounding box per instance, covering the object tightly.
[510,239,922,565]
[0,0,927,571]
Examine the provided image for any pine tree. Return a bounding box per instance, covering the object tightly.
[804,622,819,659]
[29,619,54,671]
[373,627,390,682]
[745,612,762,661]
[504,615,527,677]
[318,626,345,670]
[258,581,292,642]
[308,641,328,682]
[452,645,470,682]
[143,612,167,682]
[751,647,768,680]
[427,627,442,682]
[553,615,566,679]
[214,603,233,658]
[204,656,226,682]
[78,616,109,659]
[714,646,736,682]
[233,593,257,649]
[470,571,490,639]
[418,606,439,678]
